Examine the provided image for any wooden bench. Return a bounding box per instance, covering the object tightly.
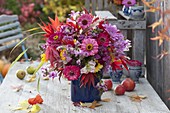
[0,15,28,60]
[0,62,169,113]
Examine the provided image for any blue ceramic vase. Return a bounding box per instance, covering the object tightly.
[122,5,131,16]
[109,69,123,83]
[71,76,101,102]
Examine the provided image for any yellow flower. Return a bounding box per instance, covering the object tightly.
[95,62,103,73]
[41,54,47,62]
[60,49,66,61]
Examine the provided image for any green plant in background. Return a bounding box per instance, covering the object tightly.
[42,0,84,21]
[1,0,85,60]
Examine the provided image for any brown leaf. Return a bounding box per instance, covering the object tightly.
[148,18,163,32]
[89,101,97,109]
[129,95,147,102]
[101,98,111,102]
[80,100,102,109]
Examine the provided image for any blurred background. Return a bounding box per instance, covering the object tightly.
[0,0,84,61]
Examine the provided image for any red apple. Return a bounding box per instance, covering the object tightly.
[121,78,136,91]
[104,79,113,90]
[114,84,125,95]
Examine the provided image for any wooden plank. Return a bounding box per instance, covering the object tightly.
[132,30,145,64]
[92,0,97,14]
[97,0,103,10]
[95,11,117,19]
[0,62,169,113]
[0,42,18,51]
[0,28,22,38]
[85,0,90,12]
[104,0,109,9]
[0,22,20,31]
[108,20,146,29]
[0,15,18,24]
[0,34,23,44]
[163,0,170,109]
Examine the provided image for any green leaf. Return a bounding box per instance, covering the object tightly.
[10,32,45,55]
[33,61,44,92]
[9,49,28,69]
[33,61,44,75]
[37,76,41,93]
[24,27,40,33]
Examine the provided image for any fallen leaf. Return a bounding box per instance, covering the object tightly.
[28,94,43,105]
[80,100,102,109]
[29,104,41,113]
[90,101,102,108]
[11,85,23,92]
[27,75,36,82]
[13,100,30,111]
[101,98,111,102]
[43,76,49,80]
[80,102,92,107]
[89,101,97,109]
[129,95,147,102]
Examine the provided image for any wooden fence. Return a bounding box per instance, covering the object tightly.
[146,0,170,109]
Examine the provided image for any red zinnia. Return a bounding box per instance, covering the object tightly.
[63,66,81,81]
[97,32,110,47]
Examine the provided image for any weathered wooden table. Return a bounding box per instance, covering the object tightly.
[0,62,169,113]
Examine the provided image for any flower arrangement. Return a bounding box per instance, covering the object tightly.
[39,9,131,95]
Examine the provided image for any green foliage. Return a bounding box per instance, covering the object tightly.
[42,0,85,21]
[3,0,19,14]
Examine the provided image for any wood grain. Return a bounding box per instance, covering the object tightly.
[0,62,169,113]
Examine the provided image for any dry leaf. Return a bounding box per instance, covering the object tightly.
[80,102,92,107]
[129,95,147,102]
[89,101,98,109]
[43,76,49,80]
[11,85,23,92]
[13,100,30,111]
[27,75,36,82]
[28,94,43,105]
[80,100,102,109]
[28,104,41,113]
[101,98,111,102]
[148,18,163,32]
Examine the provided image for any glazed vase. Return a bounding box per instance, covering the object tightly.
[71,76,101,102]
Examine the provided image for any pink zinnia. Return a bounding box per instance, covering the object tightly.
[97,32,110,47]
[122,0,136,7]
[77,14,93,29]
[63,66,80,81]
[81,38,98,56]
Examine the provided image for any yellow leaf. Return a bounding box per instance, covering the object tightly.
[43,76,49,80]
[13,100,29,111]
[80,102,92,107]
[29,104,41,113]
[19,100,30,110]
[27,76,36,82]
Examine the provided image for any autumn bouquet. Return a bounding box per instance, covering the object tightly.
[39,9,131,102]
